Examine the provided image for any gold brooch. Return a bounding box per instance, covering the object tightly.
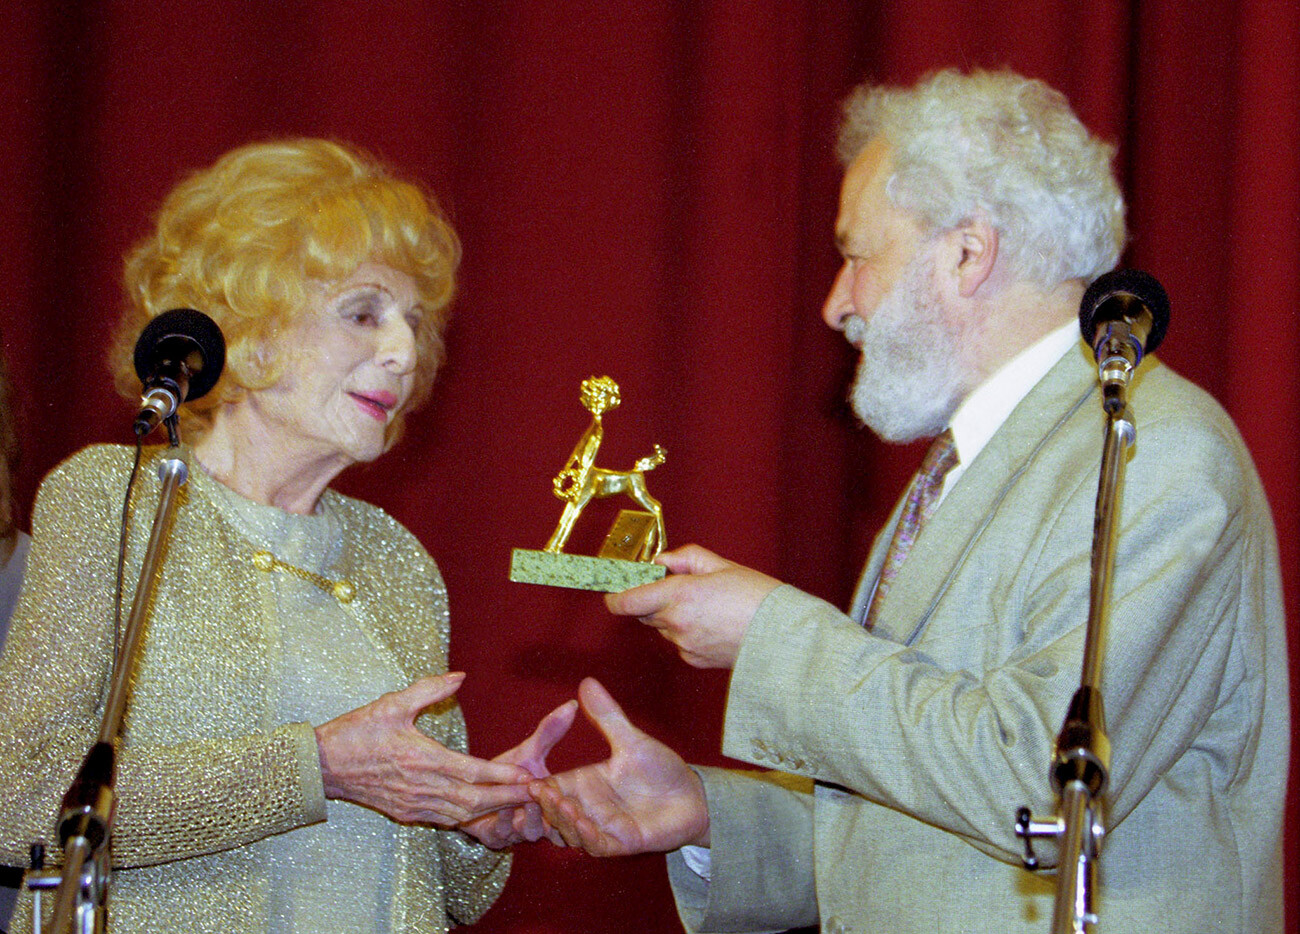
[251,550,356,603]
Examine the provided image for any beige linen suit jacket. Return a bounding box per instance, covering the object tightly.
[668,345,1288,933]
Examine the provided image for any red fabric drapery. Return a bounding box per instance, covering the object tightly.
[2,3,1296,931]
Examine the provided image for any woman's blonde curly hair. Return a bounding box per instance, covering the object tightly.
[110,138,460,438]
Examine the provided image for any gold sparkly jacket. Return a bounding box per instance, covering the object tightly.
[0,444,508,932]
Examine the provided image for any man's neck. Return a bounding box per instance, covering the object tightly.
[962,278,1084,388]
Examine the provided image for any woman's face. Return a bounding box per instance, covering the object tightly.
[248,262,423,468]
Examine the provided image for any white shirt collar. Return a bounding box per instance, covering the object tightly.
[941,319,1081,500]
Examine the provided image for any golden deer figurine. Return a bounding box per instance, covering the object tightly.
[543,376,666,560]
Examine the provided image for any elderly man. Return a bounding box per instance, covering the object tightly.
[531,70,1288,933]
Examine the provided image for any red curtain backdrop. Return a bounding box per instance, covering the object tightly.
[1,3,1296,931]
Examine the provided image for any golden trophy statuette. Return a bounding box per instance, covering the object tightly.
[510,376,669,592]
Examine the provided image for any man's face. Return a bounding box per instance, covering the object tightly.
[822,140,971,442]
[822,139,926,334]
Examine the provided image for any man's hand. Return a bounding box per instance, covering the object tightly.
[605,544,781,668]
[529,678,710,856]
[315,673,534,825]
[460,699,579,848]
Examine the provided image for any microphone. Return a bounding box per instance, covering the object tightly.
[132,309,226,437]
[1079,269,1171,411]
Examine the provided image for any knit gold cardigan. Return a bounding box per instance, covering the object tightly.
[0,444,508,933]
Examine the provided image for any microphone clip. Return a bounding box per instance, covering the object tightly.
[134,373,188,438]
[1092,319,1146,413]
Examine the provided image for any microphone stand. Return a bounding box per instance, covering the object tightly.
[1015,327,1143,934]
[27,418,190,934]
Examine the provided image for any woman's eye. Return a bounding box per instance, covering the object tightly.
[340,295,381,324]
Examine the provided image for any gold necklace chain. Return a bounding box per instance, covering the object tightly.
[251,550,356,604]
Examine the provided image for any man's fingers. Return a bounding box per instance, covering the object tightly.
[577,678,641,752]
[604,575,677,618]
[605,544,736,618]
[511,802,550,842]
[545,794,587,849]
[528,700,579,758]
[495,699,579,776]
[654,543,731,576]
[529,778,562,813]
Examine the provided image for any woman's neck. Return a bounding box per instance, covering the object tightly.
[192,406,350,515]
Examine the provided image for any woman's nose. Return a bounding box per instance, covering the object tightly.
[379,319,418,374]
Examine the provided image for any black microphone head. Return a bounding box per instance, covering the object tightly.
[1079,269,1171,354]
[133,308,226,402]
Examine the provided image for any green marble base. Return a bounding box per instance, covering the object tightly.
[509,548,666,593]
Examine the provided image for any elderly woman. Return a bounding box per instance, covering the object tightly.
[0,139,572,933]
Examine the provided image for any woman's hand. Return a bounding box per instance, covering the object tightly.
[459,698,579,848]
[315,672,534,825]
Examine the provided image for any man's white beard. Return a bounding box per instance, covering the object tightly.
[845,246,970,443]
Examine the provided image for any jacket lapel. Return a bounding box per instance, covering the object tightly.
[866,341,1099,644]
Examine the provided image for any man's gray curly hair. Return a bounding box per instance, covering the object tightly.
[837,69,1125,287]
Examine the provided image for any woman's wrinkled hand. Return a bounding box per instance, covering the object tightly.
[314,672,534,826]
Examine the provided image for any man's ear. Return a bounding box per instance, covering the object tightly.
[944,216,999,298]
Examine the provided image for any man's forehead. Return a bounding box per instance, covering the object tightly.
[835,139,894,241]
[847,137,892,191]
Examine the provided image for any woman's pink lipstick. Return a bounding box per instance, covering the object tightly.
[349,390,398,422]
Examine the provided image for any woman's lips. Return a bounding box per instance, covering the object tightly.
[349,390,398,422]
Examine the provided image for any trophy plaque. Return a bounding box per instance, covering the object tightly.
[510,376,668,592]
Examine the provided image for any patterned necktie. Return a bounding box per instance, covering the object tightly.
[865,429,959,629]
